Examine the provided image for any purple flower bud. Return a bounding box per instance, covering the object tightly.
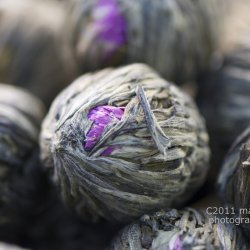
[93,0,127,60]
[169,235,183,250]
[84,105,124,154]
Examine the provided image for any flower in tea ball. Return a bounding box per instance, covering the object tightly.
[0,84,47,241]
[68,0,228,83]
[108,208,249,250]
[40,63,210,223]
[84,105,125,155]
[218,127,250,238]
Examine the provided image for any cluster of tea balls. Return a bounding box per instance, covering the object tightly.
[0,0,249,249]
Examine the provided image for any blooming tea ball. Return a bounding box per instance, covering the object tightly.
[197,44,250,174]
[0,84,46,241]
[0,0,79,105]
[108,208,248,250]
[218,127,250,237]
[68,0,227,84]
[40,63,210,222]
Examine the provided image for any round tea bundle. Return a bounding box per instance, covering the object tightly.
[217,127,250,237]
[0,84,46,243]
[40,63,210,223]
[0,0,78,105]
[109,208,248,250]
[68,0,228,84]
[197,1,250,171]
[197,41,250,174]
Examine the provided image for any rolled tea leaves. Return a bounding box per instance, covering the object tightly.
[0,0,79,105]
[40,63,210,223]
[69,0,228,84]
[197,42,250,187]
[109,208,248,250]
[0,84,46,243]
[218,127,250,238]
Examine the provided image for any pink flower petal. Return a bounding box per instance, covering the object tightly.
[84,105,124,154]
